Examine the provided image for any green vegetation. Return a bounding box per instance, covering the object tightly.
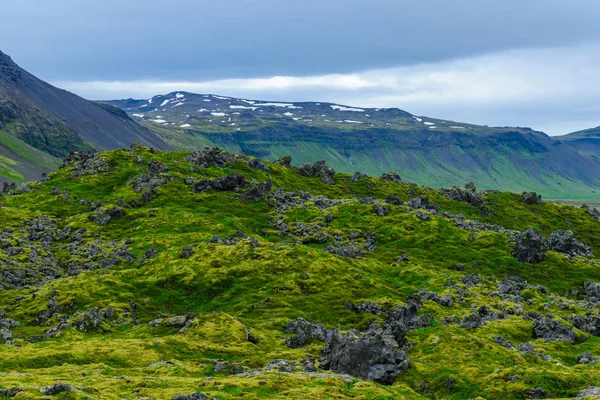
[1,146,600,399]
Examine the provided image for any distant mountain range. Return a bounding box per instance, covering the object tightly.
[107,92,600,200]
[0,50,170,183]
[1,48,599,200]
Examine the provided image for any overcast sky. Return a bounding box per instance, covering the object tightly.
[2,0,600,135]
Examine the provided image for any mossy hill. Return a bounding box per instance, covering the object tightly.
[1,145,600,399]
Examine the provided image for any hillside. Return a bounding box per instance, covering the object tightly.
[555,127,600,160]
[0,50,170,183]
[1,145,600,399]
[107,93,600,200]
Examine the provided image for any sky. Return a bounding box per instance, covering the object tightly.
[1,0,600,135]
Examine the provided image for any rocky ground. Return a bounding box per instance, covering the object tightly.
[1,145,600,399]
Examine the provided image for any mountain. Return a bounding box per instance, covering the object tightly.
[107,92,600,200]
[0,50,171,183]
[1,145,600,399]
[555,126,600,159]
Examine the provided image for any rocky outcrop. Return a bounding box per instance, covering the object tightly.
[296,161,335,184]
[171,392,210,400]
[284,318,328,348]
[522,191,542,205]
[576,386,600,399]
[512,228,548,263]
[532,317,577,344]
[185,147,237,168]
[192,174,248,193]
[439,182,484,207]
[62,151,109,178]
[548,230,593,258]
[320,326,410,385]
[380,172,402,183]
[460,305,499,329]
[39,383,79,395]
[244,181,272,201]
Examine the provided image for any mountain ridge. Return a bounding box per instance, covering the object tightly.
[106,92,600,200]
[0,50,171,182]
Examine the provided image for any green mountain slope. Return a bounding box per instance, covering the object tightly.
[0,50,171,184]
[1,145,600,399]
[107,93,600,200]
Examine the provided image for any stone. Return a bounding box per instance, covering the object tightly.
[320,326,410,385]
[192,174,249,193]
[439,183,484,207]
[181,246,194,258]
[576,386,600,399]
[171,392,209,400]
[245,181,272,201]
[274,155,292,167]
[296,160,336,184]
[0,388,22,398]
[532,317,577,344]
[523,388,547,399]
[385,194,404,205]
[522,191,542,205]
[372,204,390,216]
[380,172,402,183]
[493,336,514,349]
[548,230,593,258]
[39,383,78,395]
[284,318,328,348]
[512,228,548,263]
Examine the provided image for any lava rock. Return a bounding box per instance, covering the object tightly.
[522,191,542,205]
[284,317,328,348]
[320,326,409,385]
[297,160,336,184]
[548,230,593,258]
[512,228,548,263]
[532,317,577,344]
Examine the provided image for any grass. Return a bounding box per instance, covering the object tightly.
[1,146,599,399]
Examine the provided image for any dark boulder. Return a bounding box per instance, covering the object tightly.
[39,383,78,395]
[439,183,484,207]
[192,174,249,193]
[297,160,335,184]
[372,204,390,217]
[274,155,292,167]
[284,317,328,348]
[171,392,209,400]
[320,326,409,385]
[548,230,593,257]
[522,192,542,205]
[512,228,548,263]
[523,388,547,399]
[380,172,402,183]
[244,181,272,201]
[532,317,576,344]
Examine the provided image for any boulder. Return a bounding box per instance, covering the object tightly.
[522,191,542,205]
[380,172,402,183]
[244,181,272,201]
[512,228,548,263]
[372,204,390,216]
[297,161,335,184]
[284,317,328,348]
[439,183,484,207]
[171,392,209,400]
[576,386,600,399]
[548,230,593,258]
[192,173,249,193]
[532,317,576,344]
[320,326,409,385]
[39,383,78,395]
